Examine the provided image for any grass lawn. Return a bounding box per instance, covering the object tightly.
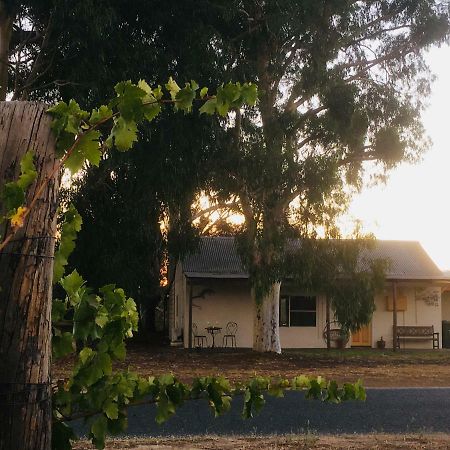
[53,343,450,388]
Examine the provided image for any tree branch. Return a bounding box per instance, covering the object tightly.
[191,202,242,222]
[16,9,54,100]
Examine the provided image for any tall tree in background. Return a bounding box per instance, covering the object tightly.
[59,3,226,333]
[1,0,228,333]
[196,0,450,352]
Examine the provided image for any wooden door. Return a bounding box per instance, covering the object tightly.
[352,323,372,347]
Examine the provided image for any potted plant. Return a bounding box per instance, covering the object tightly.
[376,336,386,349]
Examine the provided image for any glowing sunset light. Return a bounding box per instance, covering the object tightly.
[344,45,450,270]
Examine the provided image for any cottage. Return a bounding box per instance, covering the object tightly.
[169,237,450,350]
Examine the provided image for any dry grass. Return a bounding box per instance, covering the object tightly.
[54,344,450,388]
[73,433,450,449]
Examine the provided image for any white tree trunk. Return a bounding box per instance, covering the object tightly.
[252,282,281,353]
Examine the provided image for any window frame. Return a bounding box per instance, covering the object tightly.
[279,295,317,328]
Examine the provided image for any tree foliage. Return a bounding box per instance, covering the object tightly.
[178,0,450,351]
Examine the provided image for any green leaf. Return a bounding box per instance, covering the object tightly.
[55,131,76,157]
[1,182,24,213]
[60,270,85,296]
[137,79,152,94]
[165,77,180,101]
[137,79,162,121]
[97,352,112,376]
[106,414,128,435]
[64,149,85,174]
[95,310,109,328]
[103,400,119,420]
[155,396,176,424]
[53,332,74,358]
[241,83,258,105]
[190,80,199,91]
[53,206,83,283]
[89,105,113,125]
[48,99,89,136]
[107,117,138,151]
[0,151,37,219]
[79,347,94,364]
[306,379,322,399]
[158,374,175,386]
[152,85,163,100]
[216,101,229,116]
[53,254,68,283]
[326,380,340,403]
[16,151,37,190]
[52,299,67,323]
[111,341,126,360]
[176,85,196,112]
[200,87,208,99]
[90,415,107,449]
[114,81,146,121]
[268,384,284,398]
[219,83,241,104]
[64,130,102,173]
[142,101,161,122]
[78,130,102,166]
[292,375,311,389]
[199,98,217,115]
[137,378,152,396]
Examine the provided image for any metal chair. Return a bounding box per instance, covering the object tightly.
[192,323,207,348]
[222,321,238,348]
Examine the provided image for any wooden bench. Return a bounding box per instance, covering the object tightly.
[395,326,439,349]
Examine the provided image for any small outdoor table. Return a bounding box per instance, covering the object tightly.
[205,326,222,348]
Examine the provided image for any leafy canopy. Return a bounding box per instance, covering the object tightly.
[46,79,257,174]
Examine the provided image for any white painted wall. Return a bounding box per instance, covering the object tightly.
[182,278,329,348]
[183,278,252,348]
[171,271,443,349]
[371,282,442,349]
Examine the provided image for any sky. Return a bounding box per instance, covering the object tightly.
[344,45,450,270]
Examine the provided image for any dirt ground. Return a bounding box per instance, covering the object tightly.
[53,344,450,388]
[73,433,450,449]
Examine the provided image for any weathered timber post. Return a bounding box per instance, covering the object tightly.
[392,281,398,352]
[0,102,58,450]
[326,296,331,350]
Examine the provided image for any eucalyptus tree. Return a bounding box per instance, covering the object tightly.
[199,0,450,352]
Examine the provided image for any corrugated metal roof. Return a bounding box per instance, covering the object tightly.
[184,236,247,278]
[183,237,445,280]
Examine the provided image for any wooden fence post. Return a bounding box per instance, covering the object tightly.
[0,101,58,450]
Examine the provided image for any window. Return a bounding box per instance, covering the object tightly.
[280,295,316,327]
